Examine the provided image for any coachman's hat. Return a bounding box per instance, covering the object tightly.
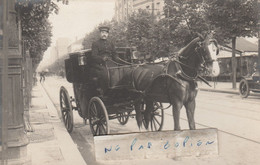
[98,26,110,33]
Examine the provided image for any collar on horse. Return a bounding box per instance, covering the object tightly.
[174,57,198,81]
[167,56,211,87]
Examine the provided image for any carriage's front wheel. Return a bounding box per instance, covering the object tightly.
[88,97,110,136]
[60,86,74,133]
[142,102,164,131]
[239,79,250,98]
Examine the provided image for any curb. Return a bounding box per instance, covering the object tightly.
[199,88,239,95]
[39,83,87,165]
[199,88,260,97]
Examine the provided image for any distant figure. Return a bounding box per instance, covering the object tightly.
[59,70,65,78]
[33,72,37,86]
[40,72,45,82]
[253,62,258,73]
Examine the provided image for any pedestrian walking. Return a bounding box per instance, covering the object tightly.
[40,71,45,82]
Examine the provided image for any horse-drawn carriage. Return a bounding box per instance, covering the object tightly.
[60,36,220,136]
[60,47,164,136]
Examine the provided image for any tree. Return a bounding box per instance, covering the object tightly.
[126,9,155,60]
[205,0,258,89]
[147,18,171,58]
[82,27,100,49]
[109,19,128,47]
[164,0,209,48]
[16,0,59,69]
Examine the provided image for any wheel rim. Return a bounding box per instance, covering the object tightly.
[88,97,109,136]
[150,102,164,131]
[60,87,73,133]
[239,80,249,97]
[117,112,130,125]
[141,102,164,131]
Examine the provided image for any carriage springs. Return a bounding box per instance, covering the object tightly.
[94,128,218,159]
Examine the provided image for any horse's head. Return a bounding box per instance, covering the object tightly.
[178,35,220,78]
[197,37,220,77]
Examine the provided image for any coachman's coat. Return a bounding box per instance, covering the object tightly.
[89,39,118,90]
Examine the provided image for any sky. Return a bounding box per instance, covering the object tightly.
[38,0,115,70]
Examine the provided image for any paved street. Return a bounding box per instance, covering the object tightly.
[42,76,260,165]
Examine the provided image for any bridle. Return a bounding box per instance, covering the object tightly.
[178,38,219,72]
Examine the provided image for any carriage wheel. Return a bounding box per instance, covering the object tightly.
[88,97,110,136]
[60,86,74,133]
[239,79,250,98]
[142,102,164,131]
[117,112,130,125]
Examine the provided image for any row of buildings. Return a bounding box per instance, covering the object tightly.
[115,0,164,22]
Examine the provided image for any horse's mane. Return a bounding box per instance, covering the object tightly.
[178,37,201,58]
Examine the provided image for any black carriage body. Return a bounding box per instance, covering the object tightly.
[64,48,140,116]
[64,47,135,84]
[65,49,91,83]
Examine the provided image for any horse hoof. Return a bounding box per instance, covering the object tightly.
[143,120,149,130]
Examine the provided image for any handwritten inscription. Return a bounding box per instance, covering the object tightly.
[94,129,218,160]
[104,136,214,153]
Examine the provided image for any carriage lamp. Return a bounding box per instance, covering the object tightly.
[78,55,86,66]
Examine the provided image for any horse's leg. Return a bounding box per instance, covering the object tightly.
[172,102,183,131]
[184,99,196,130]
[143,99,153,130]
[134,100,143,130]
[167,80,185,131]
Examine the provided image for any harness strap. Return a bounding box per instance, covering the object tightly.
[172,59,198,81]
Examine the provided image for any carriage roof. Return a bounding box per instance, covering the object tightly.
[68,49,91,58]
[68,47,134,61]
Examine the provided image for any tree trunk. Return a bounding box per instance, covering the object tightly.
[231,37,237,89]
[240,53,242,76]
[258,1,260,73]
[258,37,260,73]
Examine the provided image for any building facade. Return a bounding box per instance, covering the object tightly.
[214,38,258,81]
[115,0,164,22]
[56,38,70,59]
[67,38,84,53]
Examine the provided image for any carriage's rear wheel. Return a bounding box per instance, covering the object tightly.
[142,102,164,131]
[117,112,130,125]
[88,97,110,136]
[60,86,74,133]
[239,79,250,98]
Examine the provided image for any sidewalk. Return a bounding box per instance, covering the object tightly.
[26,82,86,165]
[198,81,260,96]
[198,81,240,94]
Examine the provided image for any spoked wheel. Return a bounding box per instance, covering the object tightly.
[60,86,73,133]
[142,102,164,131]
[239,79,250,98]
[117,112,131,125]
[88,97,109,136]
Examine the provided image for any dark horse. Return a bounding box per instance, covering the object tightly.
[132,36,220,130]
